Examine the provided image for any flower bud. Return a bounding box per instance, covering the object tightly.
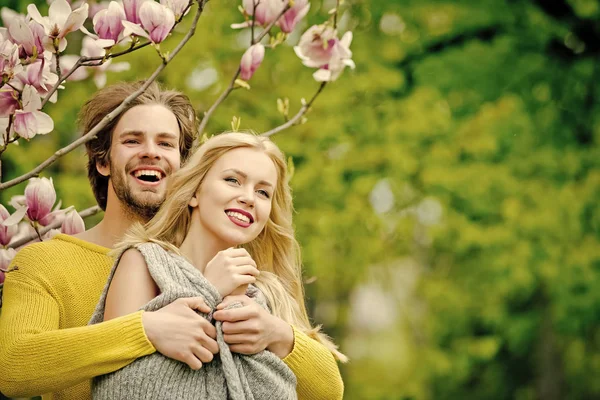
[61,210,85,235]
[24,177,56,223]
[93,1,126,43]
[139,1,175,43]
[160,0,189,20]
[278,0,310,33]
[240,43,265,81]
[123,0,148,24]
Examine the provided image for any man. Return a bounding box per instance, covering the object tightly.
[0,81,343,400]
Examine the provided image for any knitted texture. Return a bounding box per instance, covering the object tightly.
[0,234,155,400]
[89,242,297,400]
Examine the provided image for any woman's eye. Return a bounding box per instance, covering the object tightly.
[225,177,239,184]
[257,190,270,198]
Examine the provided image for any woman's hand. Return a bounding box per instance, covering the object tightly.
[213,295,294,359]
[204,248,260,298]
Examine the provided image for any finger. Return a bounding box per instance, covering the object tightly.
[180,297,211,313]
[231,256,258,269]
[222,320,252,335]
[234,264,260,277]
[216,295,251,310]
[184,354,203,370]
[191,343,214,364]
[229,344,256,355]
[200,320,217,339]
[213,305,253,322]
[223,248,251,258]
[235,274,257,287]
[223,333,250,344]
[199,335,219,355]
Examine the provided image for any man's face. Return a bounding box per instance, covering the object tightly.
[97,104,181,220]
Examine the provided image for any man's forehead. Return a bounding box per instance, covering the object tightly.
[112,104,181,139]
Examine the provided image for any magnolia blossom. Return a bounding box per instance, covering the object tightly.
[123,1,175,44]
[28,0,89,52]
[232,0,286,29]
[7,18,46,61]
[0,204,18,247]
[160,0,189,20]
[13,58,60,102]
[61,210,85,235]
[0,89,19,118]
[0,248,17,285]
[294,25,355,82]
[13,85,54,139]
[0,39,23,82]
[123,0,147,24]
[277,0,310,33]
[93,1,126,46]
[240,43,265,81]
[24,177,56,224]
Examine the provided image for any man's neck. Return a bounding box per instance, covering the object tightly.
[74,203,144,249]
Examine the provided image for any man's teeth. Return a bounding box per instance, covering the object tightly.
[133,170,162,179]
[226,211,250,223]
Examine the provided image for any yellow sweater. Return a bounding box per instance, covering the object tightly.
[0,234,343,400]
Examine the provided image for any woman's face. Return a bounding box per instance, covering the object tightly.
[192,147,278,248]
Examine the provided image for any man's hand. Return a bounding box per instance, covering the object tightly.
[213,295,294,359]
[142,297,219,370]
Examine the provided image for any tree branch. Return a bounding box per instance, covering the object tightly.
[8,205,101,249]
[1,0,208,191]
[261,82,326,137]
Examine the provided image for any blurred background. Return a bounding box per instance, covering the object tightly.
[2,0,600,399]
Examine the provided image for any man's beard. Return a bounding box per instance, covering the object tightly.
[110,164,165,221]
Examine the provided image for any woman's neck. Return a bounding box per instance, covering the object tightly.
[179,215,228,273]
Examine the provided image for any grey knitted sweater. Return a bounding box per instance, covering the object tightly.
[89,242,297,400]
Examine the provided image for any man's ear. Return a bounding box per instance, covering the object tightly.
[96,160,110,177]
[188,195,199,208]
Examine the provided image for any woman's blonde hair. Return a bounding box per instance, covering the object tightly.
[116,131,346,361]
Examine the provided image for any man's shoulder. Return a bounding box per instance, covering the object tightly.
[13,234,111,273]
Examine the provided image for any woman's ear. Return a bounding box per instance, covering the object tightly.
[188,195,199,208]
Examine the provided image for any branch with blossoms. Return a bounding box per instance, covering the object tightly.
[198,0,354,137]
[0,0,355,292]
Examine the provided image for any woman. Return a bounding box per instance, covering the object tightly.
[89,132,345,399]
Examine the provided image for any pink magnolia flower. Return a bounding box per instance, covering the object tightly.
[240,43,265,81]
[123,0,148,24]
[0,204,18,246]
[0,248,17,284]
[28,0,89,52]
[93,1,126,45]
[0,39,23,82]
[13,85,54,139]
[231,0,286,29]
[61,209,85,235]
[13,58,60,102]
[123,1,175,44]
[160,0,189,20]
[7,18,46,62]
[0,89,19,118]
[277,0,310,33]
[294,25,355,82]
[24,177,56,224]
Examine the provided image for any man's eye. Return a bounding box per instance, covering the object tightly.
[160,142,175,148]
[124,140,139,144]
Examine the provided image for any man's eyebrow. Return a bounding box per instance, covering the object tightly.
[118,131,179,140]
[222,168,274,187]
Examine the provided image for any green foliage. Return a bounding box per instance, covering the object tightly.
[2,0,600,399]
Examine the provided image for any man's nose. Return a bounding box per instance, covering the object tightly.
[138,141,161,159]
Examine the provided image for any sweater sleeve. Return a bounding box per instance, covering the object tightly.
[283,326,344,400]
[0,253,155,398]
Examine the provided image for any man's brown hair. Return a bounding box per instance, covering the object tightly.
[78,81,197,210]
